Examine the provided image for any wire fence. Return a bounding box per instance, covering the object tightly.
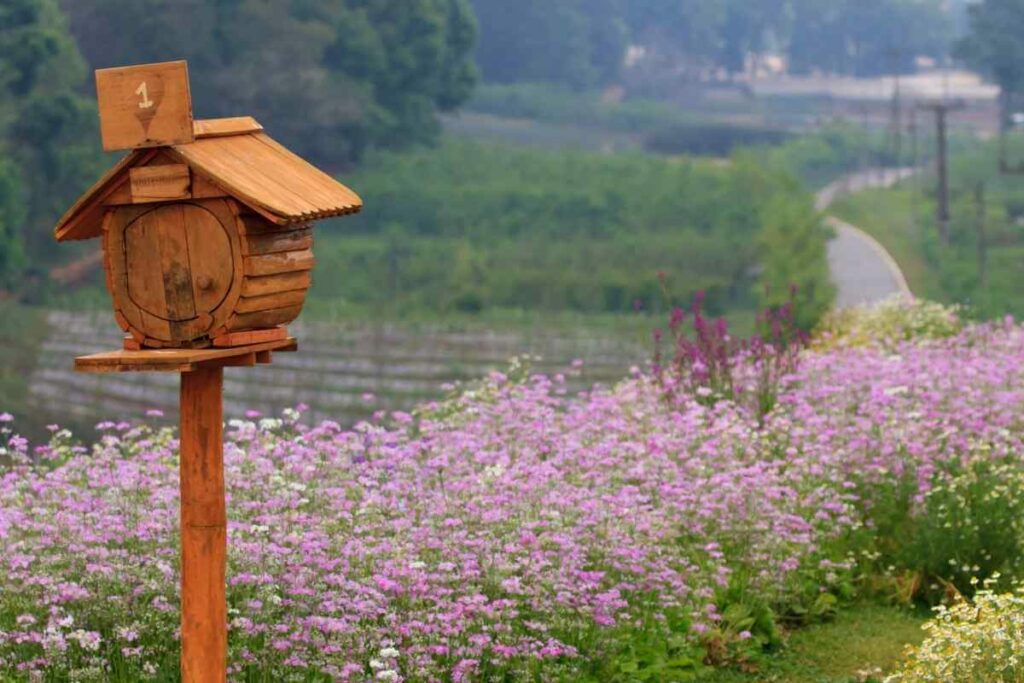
[29,311,648,428]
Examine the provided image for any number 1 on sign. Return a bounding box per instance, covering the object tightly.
[136,82,154,109]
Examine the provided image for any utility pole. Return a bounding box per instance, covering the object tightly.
[886,47,904,169]
[975,182,987,287]
[907,105,920,231]
[918,99,965,246]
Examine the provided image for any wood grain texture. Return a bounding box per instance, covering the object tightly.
[191,173,228,199]
[241,227,312,256]
[212,326,288,348]
[104,200,243,346]
[95,61,194,152]
[243,249,315,277]
[56,127,361,241]
[193,117,263,139]
[54,148,155,241]
[239,271,311,298]
[169,132,361,223]
[74,337,298,373]
[226,305,304,332]
[179,365,226,683]
[235,289,306,313]
[129,164,191,203]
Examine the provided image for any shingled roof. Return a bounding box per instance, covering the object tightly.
[54,117,362,242]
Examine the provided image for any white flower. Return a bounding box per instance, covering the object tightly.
[376,672,398,682]
[379,646,400,658]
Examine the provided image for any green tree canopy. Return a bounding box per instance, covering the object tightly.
[469,0,628,89]
[61,0,478,167]
[0,0,102,292]
[957,0,1024,94]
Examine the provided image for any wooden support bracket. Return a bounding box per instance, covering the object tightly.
[73,337,296,373]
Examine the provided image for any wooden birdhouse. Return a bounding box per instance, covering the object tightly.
[54,60,361,350]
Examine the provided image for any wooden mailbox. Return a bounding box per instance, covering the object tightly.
[55,64,361,349]
[54,61,361,683]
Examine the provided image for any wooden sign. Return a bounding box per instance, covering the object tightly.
[96,61,195,151]
[129,164,191,203]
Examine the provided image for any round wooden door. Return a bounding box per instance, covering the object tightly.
[123,204,234,340]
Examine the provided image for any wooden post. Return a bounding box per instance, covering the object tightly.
[73,339,298,681]
[179,365,227,683]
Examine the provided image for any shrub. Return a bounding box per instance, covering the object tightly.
[886,582,1024,682]
[316,140,833,324]
[814,296,963,351]
[654,288,807,422]
[643,122,790,157]
[864,450,1024,602]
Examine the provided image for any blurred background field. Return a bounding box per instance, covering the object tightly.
[0,0,1015,440]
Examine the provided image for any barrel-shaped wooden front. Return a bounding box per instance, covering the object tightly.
[103,198,313,347]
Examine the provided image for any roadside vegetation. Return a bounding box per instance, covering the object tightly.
[830,138,1024,320]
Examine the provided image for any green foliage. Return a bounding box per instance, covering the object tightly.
[470,0,628,89]
[0,0,104,292]
[862,451,1024,603]
[315,139,832,324]
[643,123,790,157]
[62,0,478,166]
[744,159,835,329]
[573,609,709,682]
[814,297,964,351]
[831,138,1024,321]
[887,583,1024,683]
[467,0,952,90]
[788,0,952,77]
[467,82,700,133]
[758,122,900,189]
[957,0,1024,93]
[0,157,25,292]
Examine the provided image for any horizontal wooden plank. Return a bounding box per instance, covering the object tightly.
[74,337,297,373]
[236,289,307,314]
[240,271,311,298]
[242,227,312,256]
[212,326,288,348]
[227,305,304,332]
[129,164,191,204]
[193,117,263,139]
[243,249,315,276]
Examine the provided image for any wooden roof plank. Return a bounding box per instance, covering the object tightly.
[193,117,263,139]
[54,149,155,241]
[171,136,315,217]
[250,134,362,208]
[53,127,361,241]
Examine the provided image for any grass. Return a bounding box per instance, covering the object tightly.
[829,184,941,300]
[0,301,51,434]
[706,603,927,683]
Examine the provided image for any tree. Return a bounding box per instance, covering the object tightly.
[788,0,951,77]
[61,0,478,167]
[470,0,627,89]
[625,0,725,79]
[0,0,103,289]
[717,0,787,77]
[957,0,1024,94]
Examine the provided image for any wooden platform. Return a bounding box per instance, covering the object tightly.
[74,337,297,373]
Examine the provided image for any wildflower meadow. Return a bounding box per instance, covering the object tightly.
[3,300,1024,680]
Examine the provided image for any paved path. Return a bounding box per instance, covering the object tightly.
[818,169,915,308]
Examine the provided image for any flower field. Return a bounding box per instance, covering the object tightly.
[3,305,1024,681]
